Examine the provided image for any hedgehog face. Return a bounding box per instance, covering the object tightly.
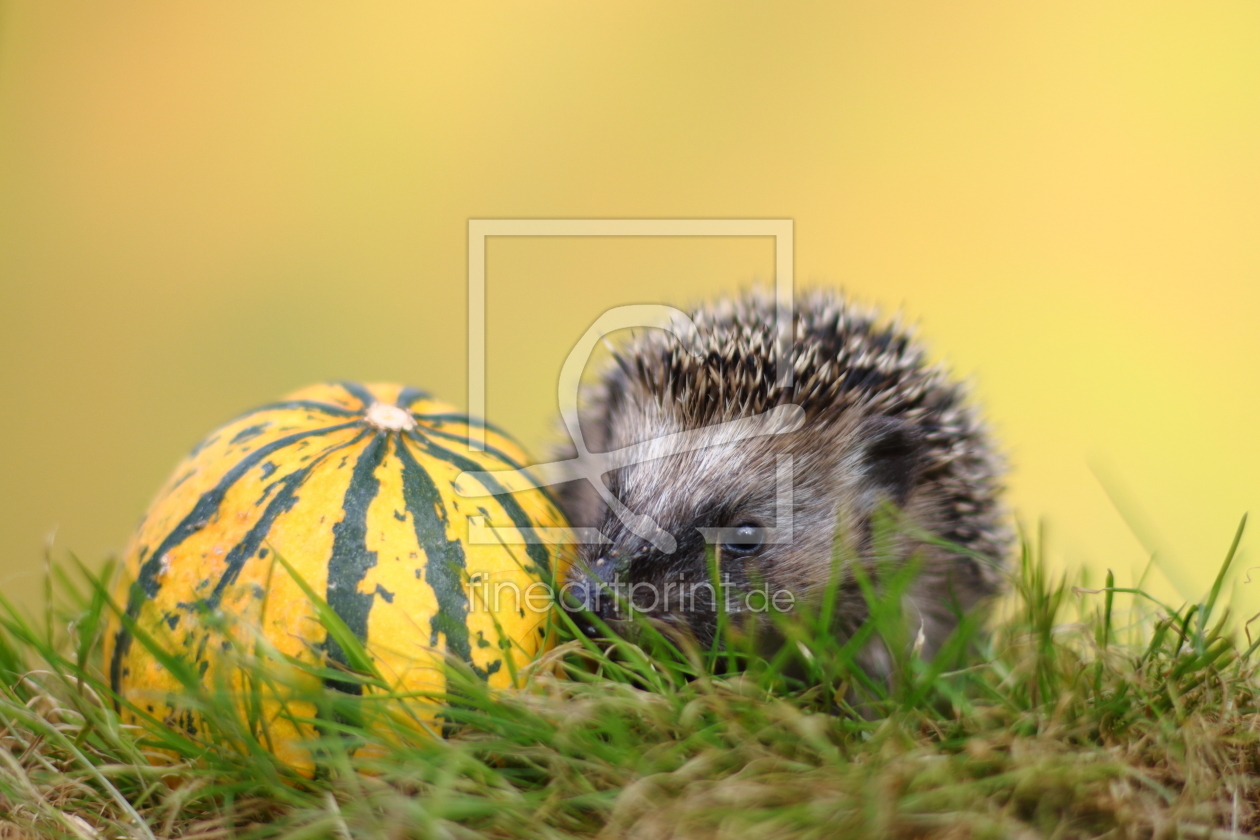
[559,396,929,648]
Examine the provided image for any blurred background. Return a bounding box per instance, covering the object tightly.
[1,3,1257,616]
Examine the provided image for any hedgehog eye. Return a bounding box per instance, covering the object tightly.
[720,523,764,557]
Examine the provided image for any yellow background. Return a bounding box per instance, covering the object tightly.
[1,3,1257,616]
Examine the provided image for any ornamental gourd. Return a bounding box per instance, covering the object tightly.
[104,382,571,767]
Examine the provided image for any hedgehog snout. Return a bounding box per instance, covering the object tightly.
[561,563,619,638]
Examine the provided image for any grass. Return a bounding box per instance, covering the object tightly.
[0,517,1259,839]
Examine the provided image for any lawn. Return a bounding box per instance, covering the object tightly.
[0,517,1256,839]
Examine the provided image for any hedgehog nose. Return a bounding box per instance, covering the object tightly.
[562,575,615,638]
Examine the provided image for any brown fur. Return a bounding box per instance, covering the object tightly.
[554,289,1010,675]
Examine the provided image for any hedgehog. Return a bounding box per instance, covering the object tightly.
[553,288,1010,680]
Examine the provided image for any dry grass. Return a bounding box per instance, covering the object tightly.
[0,518,1258,839]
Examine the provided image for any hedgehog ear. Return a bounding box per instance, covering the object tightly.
[855,416,925,508]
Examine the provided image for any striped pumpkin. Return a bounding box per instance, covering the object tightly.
[105,382,571,767]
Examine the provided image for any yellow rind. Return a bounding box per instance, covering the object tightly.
[104,382,573,773]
